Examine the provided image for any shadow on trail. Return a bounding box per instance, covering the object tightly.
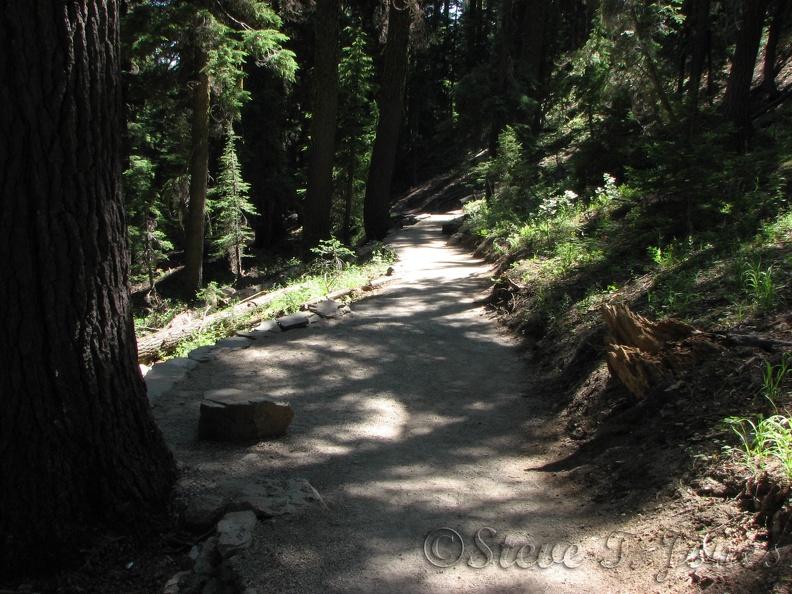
[154,216,644,593]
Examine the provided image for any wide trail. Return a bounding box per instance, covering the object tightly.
[158,214,623,593]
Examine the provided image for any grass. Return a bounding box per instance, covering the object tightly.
[742,258,778,311]
[140,245,397,362]
[724,354,792,480]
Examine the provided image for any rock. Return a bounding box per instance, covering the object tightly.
[236,329,275,340]
[198,388,294,442]
[184,494,227,532]
[276,312,311,331]
[188,345,222,363]
[227,478,328,518]
[162,571,192,594]
[193,537,220,577]
[201,578,220,594]
[214,336,253,350]
[216,511,257,560]
[145,358,199,403]
[441,215,466,235]
[308,299,343,319]
[218,556,245,590]
[447,232,464,246]
[251,319,281,333]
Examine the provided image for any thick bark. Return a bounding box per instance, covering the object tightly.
[363,0,413,241]
[721,0,770,144]
[0,0,176,576]
[183,43,211,294]
[302,0,340,250]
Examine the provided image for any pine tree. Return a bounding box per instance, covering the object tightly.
[123,0,297,295]
[210,129,258,277]
[335,23,378,245]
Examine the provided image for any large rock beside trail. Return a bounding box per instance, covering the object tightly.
[198,388,294,442]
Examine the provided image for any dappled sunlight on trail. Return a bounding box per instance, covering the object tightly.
[155,215,636,593]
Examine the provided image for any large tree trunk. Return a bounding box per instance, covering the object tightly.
[302,0,340,250]
[363,0,413,241]
[0,0,176,576]
[183,41,211,294]
[721,0,770,145]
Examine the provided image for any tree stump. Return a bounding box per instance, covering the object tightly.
[602,303,723,400]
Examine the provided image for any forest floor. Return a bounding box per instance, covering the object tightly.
[22,181,792,593]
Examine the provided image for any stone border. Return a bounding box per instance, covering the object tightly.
[143,298,347,405]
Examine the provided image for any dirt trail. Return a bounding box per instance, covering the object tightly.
[154,215,642,593]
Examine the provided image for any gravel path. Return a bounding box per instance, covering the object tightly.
[154,215,628,593]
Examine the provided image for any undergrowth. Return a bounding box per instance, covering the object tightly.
[724,354,792,481]
[137,243,396,361]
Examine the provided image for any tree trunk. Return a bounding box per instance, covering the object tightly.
[0,0,176,576]
[302,0,340,251]
[721,0,770,145]
[520,0,547,82]
[761,0,788,97]
[183,42,211,294]
[686,0,711,130]
[488,0,515,156]
[136,282,311,363]
[363,0,413,241]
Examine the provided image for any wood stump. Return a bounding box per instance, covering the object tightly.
[602,303,723,400]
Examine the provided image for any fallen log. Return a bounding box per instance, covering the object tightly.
[136,274,399,364]
[136,283,309,364]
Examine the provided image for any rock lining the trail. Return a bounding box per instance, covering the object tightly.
[144,300,352,405]
[144,358,199,403]
[164,479,325,594]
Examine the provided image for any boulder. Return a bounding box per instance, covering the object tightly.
[252,319,281,333]
[188,345,222,363]
[162,571,192,594]
[193,536,220,577]
[198,388,293,442]
[214,336,253,350]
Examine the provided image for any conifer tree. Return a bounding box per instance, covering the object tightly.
[123,0,297,295]
[210,129,258,277]
[335,23,378,244]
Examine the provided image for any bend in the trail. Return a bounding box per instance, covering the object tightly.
[155,214,628,593]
